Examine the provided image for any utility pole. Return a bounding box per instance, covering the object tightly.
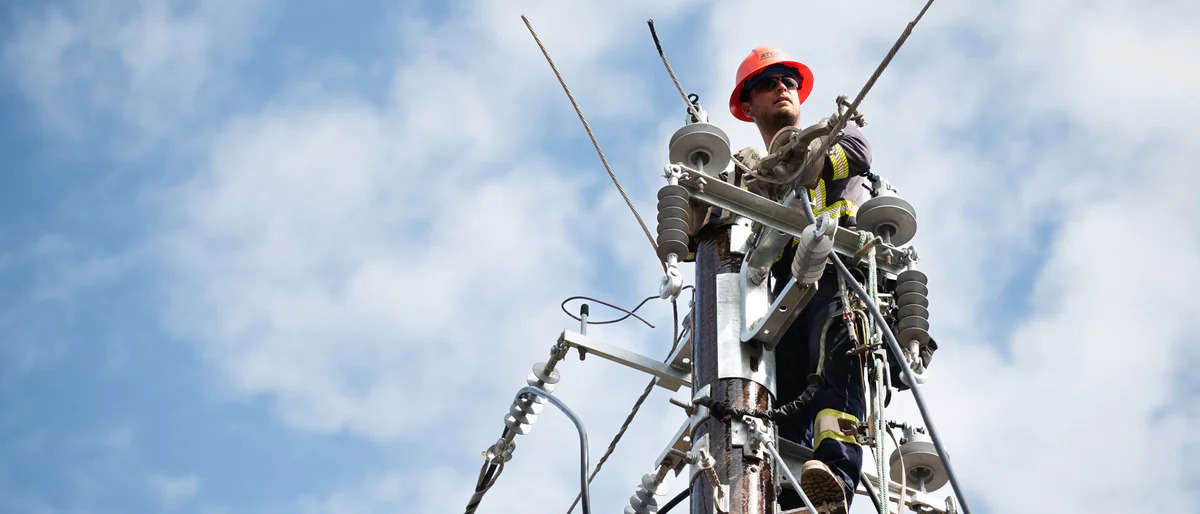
[690,223,775,514]
[661,113,778,514]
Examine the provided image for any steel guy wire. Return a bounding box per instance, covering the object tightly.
[521,15,665,272]
[646,20,762,182]
[795,0,938,187]
[647,20,702,124]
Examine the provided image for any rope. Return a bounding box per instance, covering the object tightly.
[521,15,664,272]
[563,297,685,514]
[873,353,889,514]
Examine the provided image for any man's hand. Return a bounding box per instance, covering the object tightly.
[760,126,822,188]
[734,146,764,172]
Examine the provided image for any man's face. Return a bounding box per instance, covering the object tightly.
[740,74,801,128]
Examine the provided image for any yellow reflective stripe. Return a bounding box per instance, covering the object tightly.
[813,177,827,209]
[828,144,850,180]
[813,179,858,220]
[813,409,861,449]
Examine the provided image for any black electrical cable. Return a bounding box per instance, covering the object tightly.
[795,189,973,514]
[657,488,690,514]
[860,470,884,513]
[561,295,656,327]
[514,387,592,514]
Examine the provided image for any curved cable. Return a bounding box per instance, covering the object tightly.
[560,295,656,328]
[657,488,690,514]
[515,387,592,514]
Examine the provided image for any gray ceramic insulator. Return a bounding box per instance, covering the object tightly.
[624,473,668,514]
[792,221,835,284]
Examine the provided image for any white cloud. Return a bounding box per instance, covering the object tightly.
[147,473,201,510]
[7,0,1200,513]
[700,1,1200,512]
[3,0,272,145]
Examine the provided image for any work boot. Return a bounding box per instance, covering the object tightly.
[799,460,848,514]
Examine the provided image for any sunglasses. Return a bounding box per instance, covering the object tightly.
[751,75,800,93]
[739,73,802,102]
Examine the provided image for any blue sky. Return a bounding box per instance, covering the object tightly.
[2,1,1199,513]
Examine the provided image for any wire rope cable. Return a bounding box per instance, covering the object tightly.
[646,20,702,124]
[792,0,938,187]
[521,15,664,271]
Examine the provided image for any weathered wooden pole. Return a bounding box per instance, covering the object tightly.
[690,221,775,514]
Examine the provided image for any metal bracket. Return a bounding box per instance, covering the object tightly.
[715,273,776,395]
[678,172,913,277]
[732,415,767,461]
[689,434,730,514]
[557,331,691,391]
[740,270,815,349]
[690,384,712,432]
[729,216,754,256]
[655,419,693,478]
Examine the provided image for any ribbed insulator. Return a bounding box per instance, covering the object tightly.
[791,216,835,284]
[656,185,691,263]
[504,363,561,436]
[894,269,930,347]
[624,473,668,514]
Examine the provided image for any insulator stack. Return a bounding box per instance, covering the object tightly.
[656,185,691,263]
[624,473,668,514]
[791,213,835,284]
[503,362,560,435]
[894,269,931,350]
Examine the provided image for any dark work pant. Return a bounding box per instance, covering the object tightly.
[775,271,865,509]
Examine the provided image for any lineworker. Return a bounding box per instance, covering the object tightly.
[730,46,872,514]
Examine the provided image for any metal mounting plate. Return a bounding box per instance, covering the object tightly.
[716,273,776,395]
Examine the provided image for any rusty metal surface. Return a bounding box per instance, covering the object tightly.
[691,224,775,514]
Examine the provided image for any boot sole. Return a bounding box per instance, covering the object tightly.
[800,466,848,514]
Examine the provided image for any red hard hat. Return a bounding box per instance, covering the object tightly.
[728,46,814,122]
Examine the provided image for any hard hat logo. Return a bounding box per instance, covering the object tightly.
[729,46,815,122]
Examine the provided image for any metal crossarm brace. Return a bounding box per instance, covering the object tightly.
[677,172,913,277]
[557,331,692,391]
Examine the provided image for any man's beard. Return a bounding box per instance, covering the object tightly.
[756,106,800,134]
